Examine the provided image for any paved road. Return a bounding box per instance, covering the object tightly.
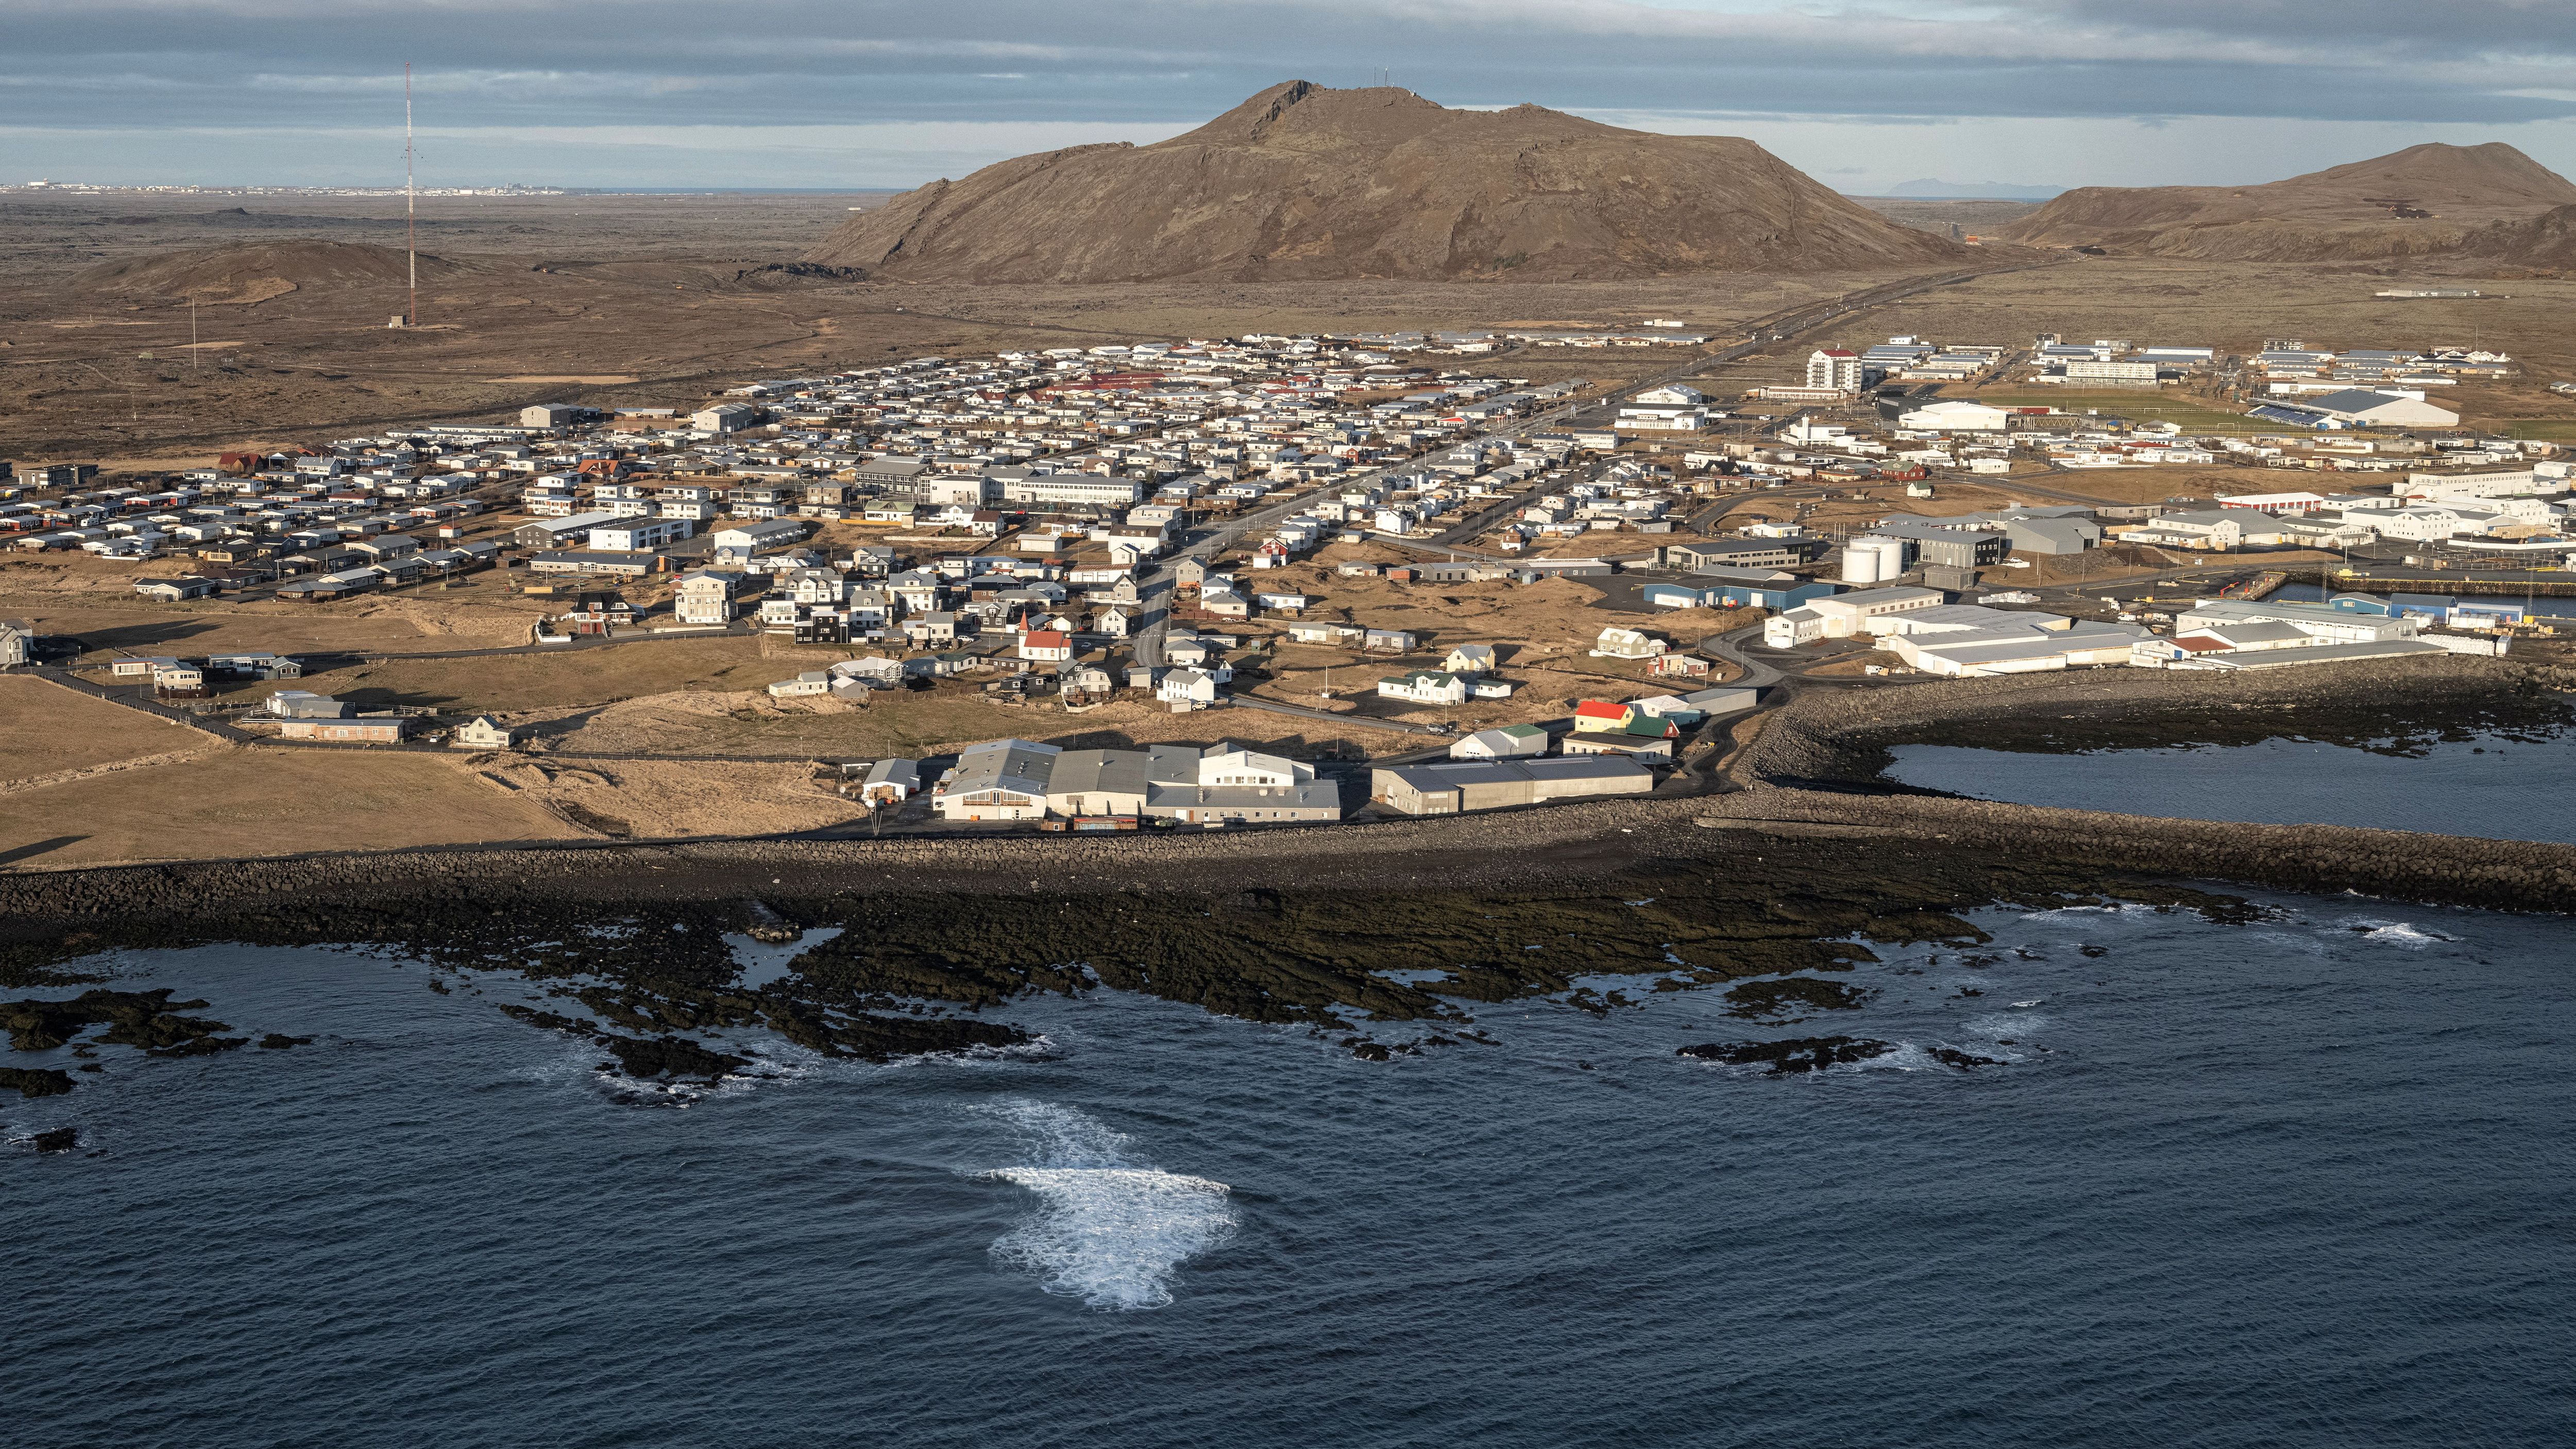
[347,624,758,664]
[1694,624,1787,690]
[1227,693,1445,736]
[35,668,259,743]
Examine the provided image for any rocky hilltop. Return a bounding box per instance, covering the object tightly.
[1998,143,2576,260]
[76,241,463,305]
[2459,203,2576,270]
[805,80,1962,282]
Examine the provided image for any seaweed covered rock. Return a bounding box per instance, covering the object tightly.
[2,1066,75,1098]
[596,1034,750,1083]
[1680,1036,1894,1074]
[1,988,242,1055]
[1723,977,1876,1021]
[1679,1037,2015,1074]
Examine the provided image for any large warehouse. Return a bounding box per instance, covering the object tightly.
[2247,388,2459,430]
[1370,757,1656,815]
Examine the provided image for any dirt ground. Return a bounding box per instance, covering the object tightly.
[0,189,1880,462]
[0,674,206,779]
[470,754,863,839]
[0,744,581,869]
[0,554,550,660]
[225,635,779,711]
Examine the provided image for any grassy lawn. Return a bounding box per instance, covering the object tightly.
[2495,420,2576,441]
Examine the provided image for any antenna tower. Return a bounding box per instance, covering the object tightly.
[405,62,417,328]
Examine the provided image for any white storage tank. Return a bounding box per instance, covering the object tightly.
[1838,540,1882,585]
[1849,535,1907,581]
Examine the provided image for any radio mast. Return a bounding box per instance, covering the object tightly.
[405,62,417,328]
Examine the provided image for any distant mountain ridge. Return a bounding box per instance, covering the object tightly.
[803,80,1963,283]
[1998,143,2576,260]
[1880,179,2064,200]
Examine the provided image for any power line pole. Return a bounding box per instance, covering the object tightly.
[405,61,418,328]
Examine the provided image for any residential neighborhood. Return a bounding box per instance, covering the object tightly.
[4,321,2570,855]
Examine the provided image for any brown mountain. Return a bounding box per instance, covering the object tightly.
[804,80,1962,282]
[1998,143,2576,260]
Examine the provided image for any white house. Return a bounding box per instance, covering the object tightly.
[1377,669,1469,705]
[1451,723,1551,760]
[450,715,525,751]
[1444,643,1498,675]
[1157,667,1224,708]
[1589,626,1668,660]
[710,519,807,554]
[860,758,920,807]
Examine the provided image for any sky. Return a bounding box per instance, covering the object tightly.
[3,0,2574,194]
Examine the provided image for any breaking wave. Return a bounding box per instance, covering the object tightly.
[2342,919,2455,948]
[972,1099,1236,1311]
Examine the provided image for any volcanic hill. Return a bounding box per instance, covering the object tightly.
[803,80,1962,282]
[2456,203,2576,271]
[1998,143,2576,260]
[77,241,464,305]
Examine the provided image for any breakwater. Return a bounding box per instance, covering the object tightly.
[1714,655,2576,912]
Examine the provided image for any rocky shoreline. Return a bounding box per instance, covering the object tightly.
[4,655,2570,1094]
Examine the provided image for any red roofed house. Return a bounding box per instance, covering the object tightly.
[1019,629,1073,663]
[1571,699,1631,734]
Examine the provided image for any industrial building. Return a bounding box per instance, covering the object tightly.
[1876,610,2149,676]
[928,738,1343,825]
[1658,537,1828,571]
[2246,388,2460,430]
[1370,756,1656,815]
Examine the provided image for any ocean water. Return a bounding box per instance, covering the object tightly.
[1886,730,2576,845]
[10,898,2575,1448]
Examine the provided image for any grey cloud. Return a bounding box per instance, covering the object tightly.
[1,0,2570,180]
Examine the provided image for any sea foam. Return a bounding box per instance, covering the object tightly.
[972,1099,1235,1311]
[2342,919,2455,948]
